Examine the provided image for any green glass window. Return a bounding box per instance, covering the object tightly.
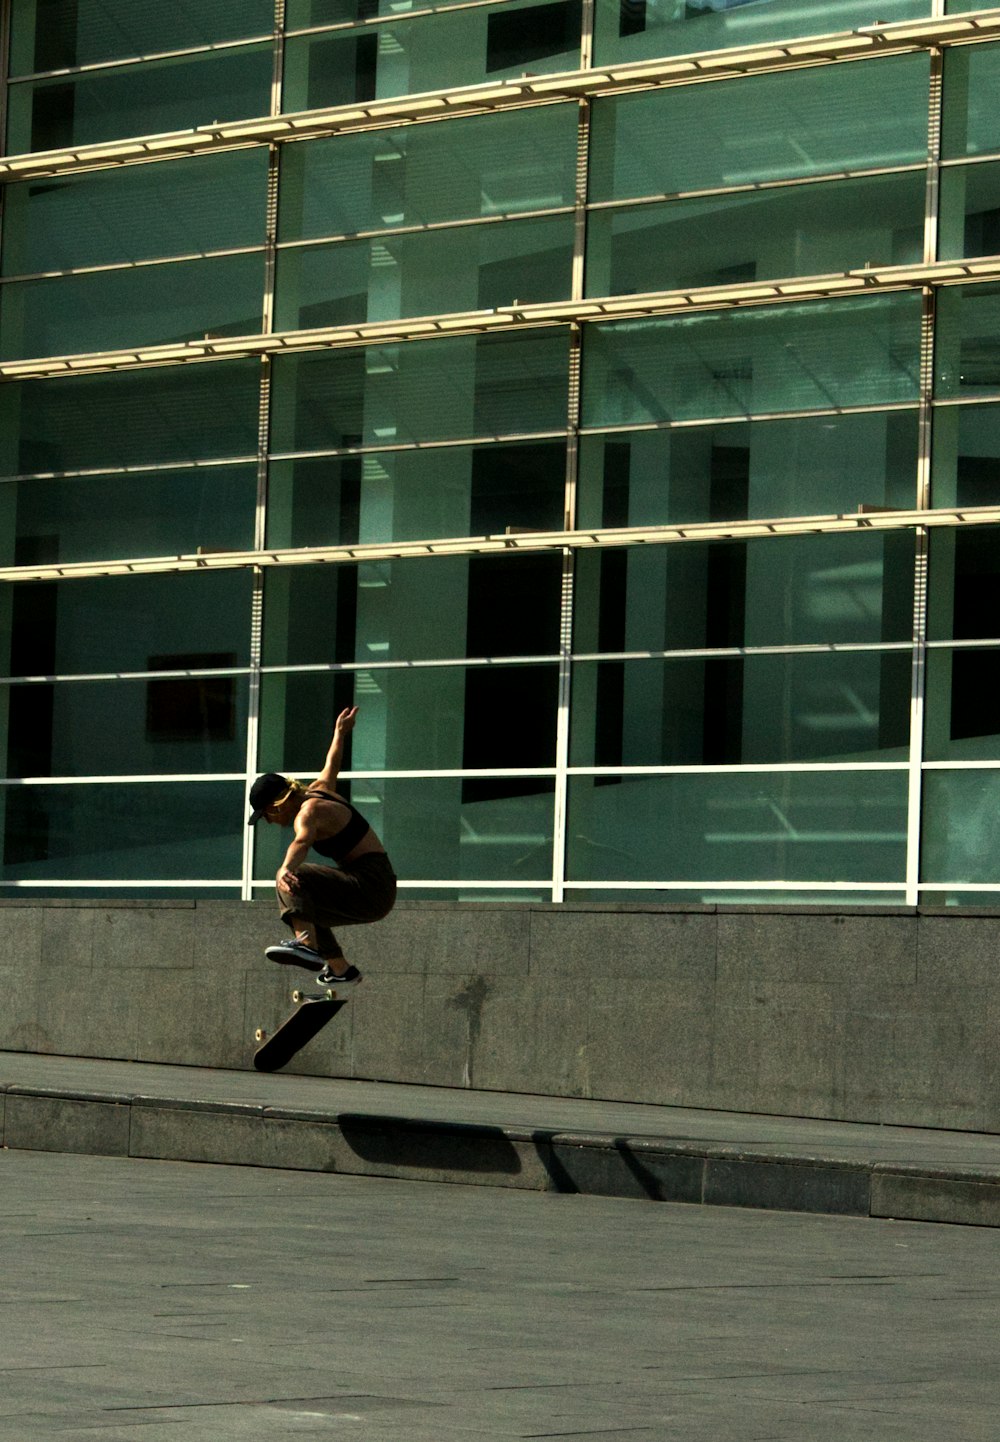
[939,162,1000,262]
[1,571,253,679]
[269,329,571,453]
[577,412,920,530]
[253,775,556,883]
[566,771,909,884]
[278,106,578,242]
[588,54,931,204]
[8,0,274,74]
[927,525,1000,644]
[1,781,243,881]
[934,284,1000,400]
[6,44,274,153]
[3,673,250,778]
[286,0,481,24]
[282,0,581,112]
[573,532,916,653]
[1,151,269,278]
[920,769,1000,886]
[275,217,574,332]
[262,551,564,667]
[586,171,926,299]
[942,42,1000,160]
[581,294,923,428]
[925,647,1000,762]
[0,252,265,362]
[266,440,567,548]
[0,361,260,477]
[570,651,912,767]
[929,402,1000,510]
[2,465,258,566]
[259,662,559,773]
[592,0,930,68]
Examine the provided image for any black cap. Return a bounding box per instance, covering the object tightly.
[247,773,291,825]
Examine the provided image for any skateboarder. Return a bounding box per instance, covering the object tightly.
[247,707,396,987]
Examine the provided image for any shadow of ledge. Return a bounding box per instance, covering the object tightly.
[337,1113,527,1178]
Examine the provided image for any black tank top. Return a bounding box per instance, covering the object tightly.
[303,788,371,862]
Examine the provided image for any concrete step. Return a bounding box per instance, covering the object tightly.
[4,1050,1000,1227]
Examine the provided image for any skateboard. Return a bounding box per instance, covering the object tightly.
[253,987,349,1072]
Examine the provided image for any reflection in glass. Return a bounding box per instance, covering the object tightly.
[592,0,929,67]
[939,162,1000,263]
[941,43,1000,160]
[573,532,916,653]
[9,0,273,73]
[3,465,257,565]
[1,571,253,678]
[282,0,581,111]
[266,440,567,548]
[921,769,1000,885]
[928,525,1000,644]
[278,106,578,242]
[259,662,559,774]
[934,284,1000,399]
[262,552,564,667]
[0,361,260,478]
[6,45,274,153]
[566,771,908,883]
[581,293,923,427]
[254,775,556,882]
[275,216,574,331]
[586,173,926,298]
[269,329,571,453]
[925,648,1000,762]
[929,402,1000,511]
[577,412,920,529]
[570,652,911,768]
[0,781,244,881]
[1,150,269,277]
[3,673,250,778]
[0,252,265,361]
[588,54,930,203]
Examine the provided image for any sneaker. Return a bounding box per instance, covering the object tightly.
[316,963,363,988]
[265,936,325,971]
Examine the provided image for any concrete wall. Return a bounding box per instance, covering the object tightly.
[3,898,1000,1132]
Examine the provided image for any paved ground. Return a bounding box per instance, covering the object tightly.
[2,1149,998,1440]
[8,1052,1000,1226]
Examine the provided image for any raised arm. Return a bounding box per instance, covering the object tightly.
[311,706,358,790]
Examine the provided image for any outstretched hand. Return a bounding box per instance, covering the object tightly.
[334,706,359,736]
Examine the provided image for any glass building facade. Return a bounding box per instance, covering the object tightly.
[1,0,1000,905]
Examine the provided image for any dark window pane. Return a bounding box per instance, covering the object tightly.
[270,329,570,453]
[587,173,926,298]
[593,0,929,66]
[1,781,243,880]
[6,45,274,152]
[9,0,273,73]
[265,440,566,548]
[574,532,916,653]
[0,252,265,361]
[278,105,577,242]
[0,361,260,476]
[2,150,269,276]
[262,553,563,667]
[589,54,930,201]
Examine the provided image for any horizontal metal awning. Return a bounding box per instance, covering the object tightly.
[1,255,998,381]
[1,11,998,183]
[1,504,997,584]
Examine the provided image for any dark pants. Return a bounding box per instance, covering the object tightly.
[276,853,397,961]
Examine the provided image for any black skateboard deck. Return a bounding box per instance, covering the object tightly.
[253,987,348,1072]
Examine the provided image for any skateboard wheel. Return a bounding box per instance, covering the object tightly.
[255,1028,266,1042]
